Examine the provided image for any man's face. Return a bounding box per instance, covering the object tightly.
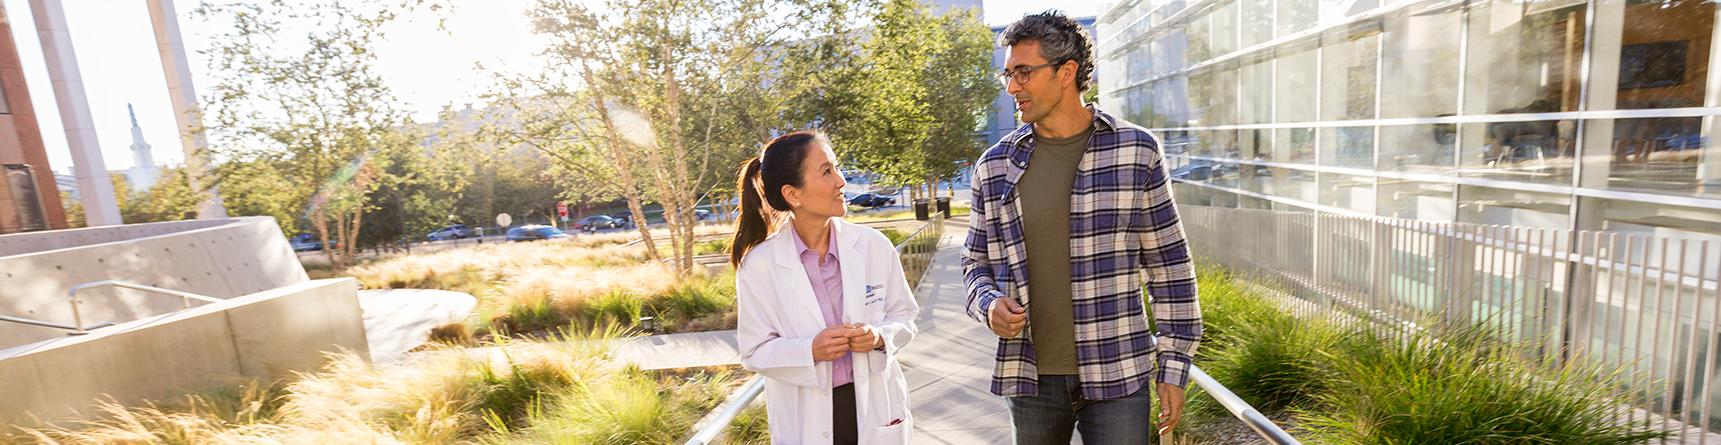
[1003,40,1070,125]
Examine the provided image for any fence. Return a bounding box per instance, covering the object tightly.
[1180,205,1721,440]
[894,215,944,291]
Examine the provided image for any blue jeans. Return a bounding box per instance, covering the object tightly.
[1006,374,1153,445]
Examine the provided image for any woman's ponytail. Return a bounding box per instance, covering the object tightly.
[726,130,827,268]
[730,157,769,267]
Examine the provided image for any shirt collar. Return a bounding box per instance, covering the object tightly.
[787,220,840,261]
[1007,103,1117,146]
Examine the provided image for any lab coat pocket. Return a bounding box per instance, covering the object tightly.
[875,421,910,445]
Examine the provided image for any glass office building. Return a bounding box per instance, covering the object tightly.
[1095,0,1721,242]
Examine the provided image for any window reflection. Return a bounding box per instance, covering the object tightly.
[1597,117,1717,196]
[1277,43,1319,123]
[1241,56,1272,124]
[1457,120,1577,185]
[1320,172,1377,213]
[1613,0,1712,110]
[1380,124,1457,173]
[1378,179,1455,221]
[1380,0,1461,118]
[1458,185,1571,229]
[1321,126,1375,168]
[1321,25,1380,121]
[1464,0,1587,115]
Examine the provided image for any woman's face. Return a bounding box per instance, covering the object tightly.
[783,142,848,219]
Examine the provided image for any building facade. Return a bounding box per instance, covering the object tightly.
[0,3,66,233]
[1095,0,1721,243]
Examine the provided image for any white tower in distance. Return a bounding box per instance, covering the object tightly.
[123,104,159,191]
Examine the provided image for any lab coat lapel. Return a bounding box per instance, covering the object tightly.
[769,230,828,331]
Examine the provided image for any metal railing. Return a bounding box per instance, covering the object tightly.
[1189,364,1302,444]
[1180,205,1721,441]
[684,216,947,444]
[894,214,945,291]
[0,315,112,334]
[66,281,225,334]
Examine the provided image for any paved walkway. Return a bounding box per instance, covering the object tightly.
[898,216,1017,443]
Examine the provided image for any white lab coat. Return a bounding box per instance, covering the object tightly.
[737,219,921,445]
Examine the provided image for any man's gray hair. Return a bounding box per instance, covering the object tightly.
[998,11,1094,92]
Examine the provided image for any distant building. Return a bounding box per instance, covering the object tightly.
[0,4,67,233]
[116,104,160,192]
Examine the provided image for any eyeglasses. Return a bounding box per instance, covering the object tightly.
[997,62,1062,86]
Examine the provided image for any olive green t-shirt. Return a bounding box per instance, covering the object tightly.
[1018,125,1093,375]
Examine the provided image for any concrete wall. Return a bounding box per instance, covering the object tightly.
[0,278,367,426]
[0,217,308,348]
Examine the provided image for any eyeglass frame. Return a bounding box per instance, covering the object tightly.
[996,61,1066,87]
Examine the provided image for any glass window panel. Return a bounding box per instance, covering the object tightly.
[1212,189,1241,208]
[1187,15,1212,66]
[1212,1,1240,56]
[1277,127,1317,164]
[1377,179,1455,221]
[1380,0,1462,118]
[1577,197,1721,282]
[1457,185,1571,228]
[1613,0,1713,110]
[1464,0,1587,115]
[1189,70,1213,127]
[1457,120,1577,185]
[1319,172,1377,213]
[1161,76,1192,127]
[1380,124,1457,174]
[1282,167,1319,203]
[1206,64,1239,126]
[1280,0,1319,37]
[1172,183,1213,206]
[1321,25,1380,121]
[1241,195,1274,210]
[1243,0,1275,48]
[1320,126,1376,168]
[1277,43,1320,123]
[1240,56,1273,124]
[1324,0,1380,24]
[1240,129,1276,194]
[1163,129,1193,155]
[1588,116,1717,197]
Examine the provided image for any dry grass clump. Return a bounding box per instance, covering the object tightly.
[6,336,746,445]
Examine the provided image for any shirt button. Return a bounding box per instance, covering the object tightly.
[824,389,831,396]
[823,432,831,438]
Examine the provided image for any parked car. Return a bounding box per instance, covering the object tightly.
[609,212,635,227]
[426,224,470,240]
[848,193,896,208]
[694,209,714,220]
[577,215,624,232]
[289,233,336,252]
[506,225,572,242]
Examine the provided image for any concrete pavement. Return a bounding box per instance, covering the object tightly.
[899,216,1017,443]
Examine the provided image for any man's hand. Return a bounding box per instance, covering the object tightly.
[845,323,884,352]
[812,325,853,361]
[1156,382,1186,435]
[987,298,1028,338]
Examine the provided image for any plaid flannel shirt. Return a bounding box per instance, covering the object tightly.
[962,106,1201,399]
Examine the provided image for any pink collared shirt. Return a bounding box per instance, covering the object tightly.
[789,221,852,387]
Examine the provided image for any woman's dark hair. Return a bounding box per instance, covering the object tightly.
[998,11,1095,92]
[729,130,828,267]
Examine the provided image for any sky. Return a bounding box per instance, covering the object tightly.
[7,0,1102,177]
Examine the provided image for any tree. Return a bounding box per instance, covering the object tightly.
[197,1,430,270]
[831,0,997,198]
[114,168,206,224]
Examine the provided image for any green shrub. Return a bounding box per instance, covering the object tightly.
[878,228,908,246]
[581,288,646,328]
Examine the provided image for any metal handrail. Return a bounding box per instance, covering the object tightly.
[1189,364,1302,444]
[685,375,766,445]
[66,280,224,334]
[0,314,113,334]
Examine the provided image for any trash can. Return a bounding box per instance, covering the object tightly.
[935,197,951,217]
[913,199,931,220]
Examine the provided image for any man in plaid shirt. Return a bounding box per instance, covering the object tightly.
[963,11,1201,444]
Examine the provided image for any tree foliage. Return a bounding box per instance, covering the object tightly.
[196,0,433,270]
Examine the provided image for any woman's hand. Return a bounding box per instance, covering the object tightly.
[844,323,884,352]
[812,325,854,361]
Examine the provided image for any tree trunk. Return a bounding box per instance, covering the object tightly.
[578,59,668,274]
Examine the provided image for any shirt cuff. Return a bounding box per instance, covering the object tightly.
[1156,354,1192,388]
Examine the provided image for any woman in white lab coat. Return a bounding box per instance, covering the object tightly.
[730,130,920,445]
